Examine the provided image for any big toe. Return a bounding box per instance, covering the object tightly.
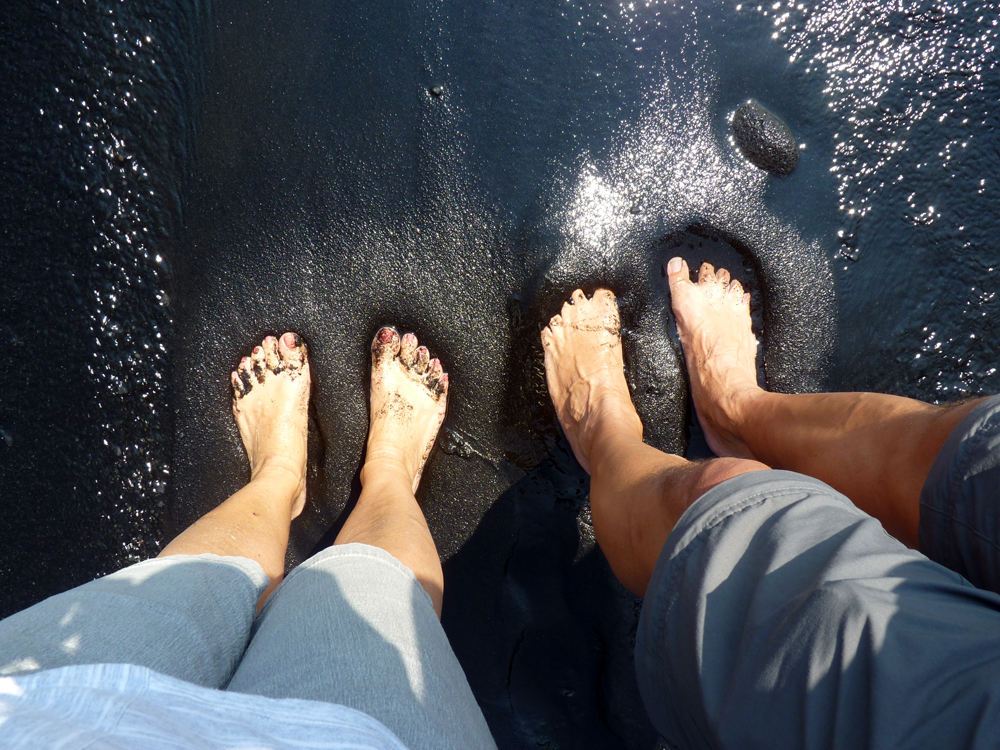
[372,326,401,362]
[280,331,307,363]
[592,288,617,304]
[666,257,693,294]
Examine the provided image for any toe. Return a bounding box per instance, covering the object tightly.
[593,288,616,304]
[717,267,731,285]
[372,326,401,362]
[541,326,554,348]
[414,346,431,374]
[280,331,301,352]
[263,335,281,370]
[698,262,716,283]
[666,256,692,291]
[425,358,445,390]
[236,361,253,393]
[570,289,586,305]
[400,333,418,366]
[231,371,244,396]
[246,349,267,384]
[279,331,307,366]
[728,279,745,298]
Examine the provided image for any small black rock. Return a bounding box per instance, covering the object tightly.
[731,100,798,176]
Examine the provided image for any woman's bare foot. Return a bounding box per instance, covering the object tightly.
[231,332,310,517]
[365,327,449,494]
[541,288,643,473]
[666,256,763,458]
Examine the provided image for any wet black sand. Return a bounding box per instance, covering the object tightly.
[2,0,999,747]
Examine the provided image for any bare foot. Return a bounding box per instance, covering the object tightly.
[541,288,643,473]
[666,256,763,458]
[365,327,449,494]
[231,332,310,517]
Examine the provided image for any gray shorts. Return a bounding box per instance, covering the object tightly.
[637,395,1000,750]
[0,543,496,750]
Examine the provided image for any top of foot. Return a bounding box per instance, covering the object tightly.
[366,327,449,494]
[666,256,763,459]
[541,288,642,473]
[231,332,310,517]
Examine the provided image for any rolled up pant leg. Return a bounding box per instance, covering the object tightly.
[920,394,1000,593]
[226,544,497,750]
[637,470,1000,750]
[0,554,267,689]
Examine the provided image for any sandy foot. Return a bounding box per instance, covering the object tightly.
[367,327,449,494]
[231,332,310,517]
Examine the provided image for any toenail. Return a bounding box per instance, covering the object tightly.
[378,327,396,344]
[282,332,297,348]
[667,257,682,274]
[241,357,249,364]
[253,347,261,355]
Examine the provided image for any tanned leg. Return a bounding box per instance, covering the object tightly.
[666,256,987,547]
[334,327,449,617]
[159,333,310,609]
[542,288,768,596]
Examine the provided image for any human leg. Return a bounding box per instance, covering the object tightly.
[158,332,309,605]
[0,554,266,686]
[226,328,495,750]
[636,467,1000,750]
[0,331,310,684]
[665,256,988,547]
[541,288,769,596]
[331,326,448,615]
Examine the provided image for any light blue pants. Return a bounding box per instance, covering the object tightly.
[0,543,497,750]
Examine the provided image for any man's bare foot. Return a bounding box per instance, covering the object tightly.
[365,327,449,494]
[541,288,643,473]
[666,256,763,459]
[231,332,310,517]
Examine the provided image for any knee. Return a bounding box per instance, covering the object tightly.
[687,457,770,502]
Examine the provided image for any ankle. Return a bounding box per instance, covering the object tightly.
[250,456,305,490]
[720,384,768,438]
[360,455,416,495]
[580,392,644,470]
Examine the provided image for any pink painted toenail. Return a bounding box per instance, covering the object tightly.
[282,332,296,348]
[253,347,261,355]
[378,327,396,343]
[241,357,249,365]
